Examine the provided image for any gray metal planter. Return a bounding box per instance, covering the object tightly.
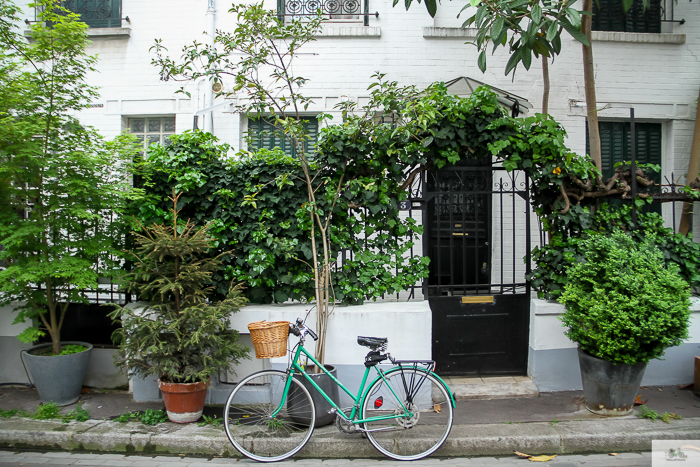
[21,341,93,406]
[290,364,340,427]
[578,347,646,416]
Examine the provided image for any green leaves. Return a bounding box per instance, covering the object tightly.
[0,0,140,352]
[478,50,487,72]
[559,231,692,365]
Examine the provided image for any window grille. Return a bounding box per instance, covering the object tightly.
[61,0,122,28]
[592,0,662,33]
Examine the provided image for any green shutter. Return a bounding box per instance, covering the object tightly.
[586,121,662,214]
[248,117,318,158]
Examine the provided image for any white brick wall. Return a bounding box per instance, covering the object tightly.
[14,0,700,239]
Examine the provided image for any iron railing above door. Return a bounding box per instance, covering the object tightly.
[277,0,376,26]
[51,0,123,28]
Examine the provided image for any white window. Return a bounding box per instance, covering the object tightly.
[128,117,175,151]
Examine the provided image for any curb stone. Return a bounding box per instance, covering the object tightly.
[1,417,699,458]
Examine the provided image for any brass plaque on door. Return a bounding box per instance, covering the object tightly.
[462,296,494,304]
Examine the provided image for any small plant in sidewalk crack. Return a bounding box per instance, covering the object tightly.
[62,403,90,423]
[637,405,683,423]
[115,409,169,425]
[140,409,169,425]
[0,408,18,418]
[198,414,222,427]
[32,402,61,420]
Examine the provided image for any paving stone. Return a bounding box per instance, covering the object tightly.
[11,456,51,464]
[100,461,136,467]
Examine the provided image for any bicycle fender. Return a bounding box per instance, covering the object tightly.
[362,367,456,409]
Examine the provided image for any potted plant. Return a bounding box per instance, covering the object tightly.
[0,1,137,406]
[109,192,249,423]
[559,230,692,415]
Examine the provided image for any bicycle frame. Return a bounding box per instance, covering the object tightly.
[272,340,453,427]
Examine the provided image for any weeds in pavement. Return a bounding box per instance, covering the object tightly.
[32,402,61,420]
[637,405,683,423]
[0,408,18,418]
[62,403,90,423]
[115,409,169,425]
[198,414,222,427]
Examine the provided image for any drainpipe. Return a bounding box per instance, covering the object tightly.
[204,0,216,134]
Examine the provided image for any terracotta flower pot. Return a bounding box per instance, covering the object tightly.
[158,378,209,423]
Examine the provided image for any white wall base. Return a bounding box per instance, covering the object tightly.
[528,298,700,392]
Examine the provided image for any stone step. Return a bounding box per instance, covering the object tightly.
[441,376,539,400]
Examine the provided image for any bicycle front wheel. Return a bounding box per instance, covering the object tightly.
[224,370,316,462]
[361,368,453,460]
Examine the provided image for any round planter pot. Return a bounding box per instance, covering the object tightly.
[577,347,647,416]
[158,378,209,423]
[289,364,340,427]
[21,341,93,406]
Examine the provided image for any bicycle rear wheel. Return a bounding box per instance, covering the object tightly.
[361,368,453,460]
[224,370,315,462]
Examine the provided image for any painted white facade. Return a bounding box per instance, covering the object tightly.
[529,298,700,391]
[3,0,699,392]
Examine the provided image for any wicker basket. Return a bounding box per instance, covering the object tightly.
[247,321,290,359]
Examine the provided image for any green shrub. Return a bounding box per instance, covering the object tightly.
[559,230,691,365]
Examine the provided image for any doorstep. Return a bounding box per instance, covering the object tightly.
[442,375,539,400]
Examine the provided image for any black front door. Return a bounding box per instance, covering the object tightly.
[424,165,531,376]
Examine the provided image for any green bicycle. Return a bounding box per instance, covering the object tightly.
[224,318,455,462]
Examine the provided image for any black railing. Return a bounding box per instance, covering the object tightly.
[277,0,374,26]
[592,0,684,33]
[61,0,122,28]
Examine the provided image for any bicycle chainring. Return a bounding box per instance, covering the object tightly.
[335,408,358,435]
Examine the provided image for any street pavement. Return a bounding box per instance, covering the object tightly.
[0,450,654,466]
[1,385,699,461]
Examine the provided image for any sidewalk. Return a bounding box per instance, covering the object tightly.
[1,384,700,458]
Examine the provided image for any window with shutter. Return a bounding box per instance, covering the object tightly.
[592,0,661,33]
[248,117,319,158]
[586,121,662,213]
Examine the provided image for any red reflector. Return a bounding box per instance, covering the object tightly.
[374,396,383,408]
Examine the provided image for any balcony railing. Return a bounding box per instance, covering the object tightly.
[277,0,373,26]
[59,0,122,28]
[592,0,684,33]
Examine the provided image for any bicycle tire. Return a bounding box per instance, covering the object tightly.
[361,368,453,461]
[224,369,316,462]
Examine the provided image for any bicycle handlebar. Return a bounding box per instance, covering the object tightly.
[290,318,318,341]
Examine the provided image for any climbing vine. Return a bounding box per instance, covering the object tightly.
[135,76,699,304]
[318,75,700,299]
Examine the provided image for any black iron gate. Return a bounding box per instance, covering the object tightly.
[420,162,532,376]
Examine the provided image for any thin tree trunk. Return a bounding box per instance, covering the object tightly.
[678,86,700,235]
[542,55,550,115]
[581,0,602,185]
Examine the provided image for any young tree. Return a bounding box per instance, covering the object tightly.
[152,4,339,366]
[0,0,139,354]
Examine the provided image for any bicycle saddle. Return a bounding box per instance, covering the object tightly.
[357,336,387,349]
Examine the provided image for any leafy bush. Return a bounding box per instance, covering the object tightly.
[530,205,700,300]
[559,230,691,365]
[136,131,426,305]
